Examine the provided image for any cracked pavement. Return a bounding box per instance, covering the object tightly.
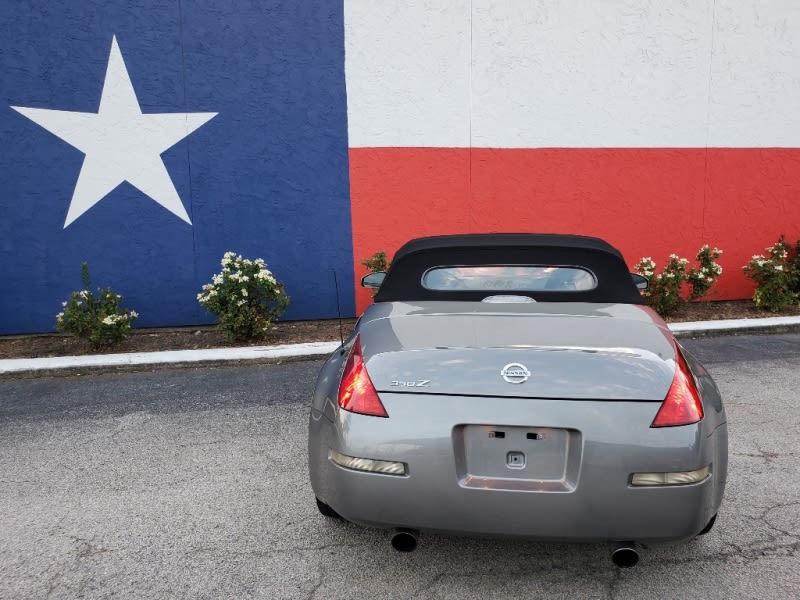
[1,333,799,599]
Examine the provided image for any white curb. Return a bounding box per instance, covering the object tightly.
[668,315,800,333]
[2,316,800,375]
[0,341,341,374]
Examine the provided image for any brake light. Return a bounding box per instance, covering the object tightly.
[337,336,388,417]
[651,349,704,427]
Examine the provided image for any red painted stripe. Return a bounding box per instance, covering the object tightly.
[350,148,800,314]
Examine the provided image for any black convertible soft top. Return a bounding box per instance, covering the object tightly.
[373,233,644,304]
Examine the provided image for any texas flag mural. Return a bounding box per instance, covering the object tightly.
[2,1,800,333]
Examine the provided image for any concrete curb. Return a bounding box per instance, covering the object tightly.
[2,316,800,375]
[0,341,341,375]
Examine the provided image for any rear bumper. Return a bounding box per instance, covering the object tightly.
[309,394,727,543]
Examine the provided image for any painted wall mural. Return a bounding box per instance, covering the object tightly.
[2,1,799,333]
[1,1,354,334]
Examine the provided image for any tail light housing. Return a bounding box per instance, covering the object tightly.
[651,348,704,427]
[337,336,388,417]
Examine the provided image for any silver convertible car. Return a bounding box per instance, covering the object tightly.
[308,234,728,567]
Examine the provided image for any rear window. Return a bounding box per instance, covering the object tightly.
[421,265,597,292]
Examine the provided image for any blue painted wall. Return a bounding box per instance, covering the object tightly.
[0,1,354,334]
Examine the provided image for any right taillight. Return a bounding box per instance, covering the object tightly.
[650,349,704,428]
[337,336,388,418]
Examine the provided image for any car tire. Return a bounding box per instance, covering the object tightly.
[697,513,717,536]
[315,497,342,519]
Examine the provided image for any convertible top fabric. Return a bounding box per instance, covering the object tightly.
[373,233,644,304]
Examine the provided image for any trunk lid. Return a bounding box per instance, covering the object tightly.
[358,302,676,401]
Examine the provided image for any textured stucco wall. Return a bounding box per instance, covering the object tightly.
[345,0,800,312]
[2,1,799,333]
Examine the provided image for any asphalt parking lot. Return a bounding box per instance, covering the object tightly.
[1,334,799,599]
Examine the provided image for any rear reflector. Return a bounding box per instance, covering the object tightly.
[631,466,710,486]
[337,336,389,417]
[650,349,704,428]
[329,449,407,476]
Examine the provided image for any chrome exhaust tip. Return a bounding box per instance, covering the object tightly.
[610,542,639,568]
[390,528,419,552]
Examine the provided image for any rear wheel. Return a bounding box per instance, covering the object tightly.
[315,497,342,519]
[697,513,717,536]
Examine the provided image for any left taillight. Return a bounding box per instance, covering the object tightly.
[650,348,704,428]
[337,336,388,418]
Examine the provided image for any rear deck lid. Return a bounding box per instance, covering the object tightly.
[358,303,676,401]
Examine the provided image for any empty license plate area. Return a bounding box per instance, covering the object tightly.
[453,425,582,492]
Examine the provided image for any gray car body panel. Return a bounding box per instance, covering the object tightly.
[308,296,728,544]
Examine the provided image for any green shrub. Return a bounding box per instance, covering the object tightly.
[360,250,390,273]
[742,237,800,312]
[635,245,723,317]
[55,263,138,349]
[197,252,289,341]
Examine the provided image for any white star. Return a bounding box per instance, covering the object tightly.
[11,36,217,227]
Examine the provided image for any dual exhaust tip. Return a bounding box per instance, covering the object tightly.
[391,530,639,568]
[390,528,418,552]
[610,542,639,568]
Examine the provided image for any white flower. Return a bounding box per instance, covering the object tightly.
[237,299,246,307]
[130,311,138,319]
[775,265,784,271]
[61,301,67,307]
[101,315,116,325]
[241,288,248,297]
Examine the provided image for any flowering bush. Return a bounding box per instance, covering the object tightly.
[197,252,289,341]
[742,237,800,312]
[56,263,138,349]
[687,245,724,300]
[635,245,723,316]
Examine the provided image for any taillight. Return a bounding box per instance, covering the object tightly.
[337,336,388,418]
[651,349,704,427]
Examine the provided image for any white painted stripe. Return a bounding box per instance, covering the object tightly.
[0,341,341,374]
[345,0,800,148]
